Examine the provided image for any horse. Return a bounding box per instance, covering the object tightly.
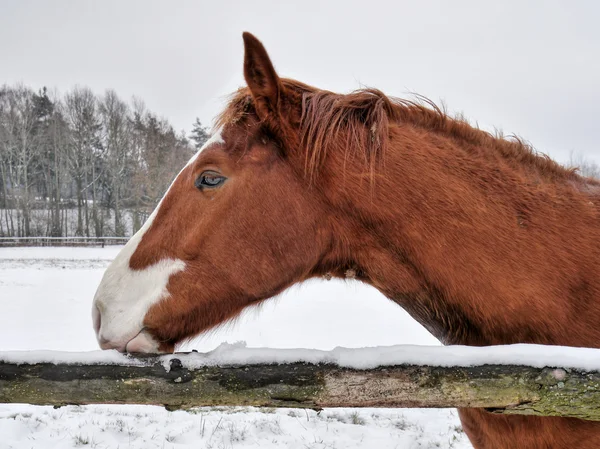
[92,32,600,448]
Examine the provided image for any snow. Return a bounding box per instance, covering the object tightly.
[0,405,466,449]
[0,349,145,366]
[0,245,122,260]
[165,341,600,371]
[3,341,600,374]
[0,246,472,448]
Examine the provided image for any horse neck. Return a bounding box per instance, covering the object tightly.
[321,123,600,348]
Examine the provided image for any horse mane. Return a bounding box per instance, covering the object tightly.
[217,79,581,183]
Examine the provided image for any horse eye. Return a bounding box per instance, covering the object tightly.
[195,171,227,190]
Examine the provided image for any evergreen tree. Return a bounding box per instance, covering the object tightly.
[189,117,209,149]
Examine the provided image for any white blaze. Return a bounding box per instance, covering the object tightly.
[93,128,224,351]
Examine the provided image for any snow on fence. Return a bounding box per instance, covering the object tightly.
[2,343,600,420]
[0,236,129,247]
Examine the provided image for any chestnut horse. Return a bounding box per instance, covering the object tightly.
[93,33,600,448]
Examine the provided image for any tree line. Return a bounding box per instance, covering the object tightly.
[0,84,210,237]
[2,83,598,239]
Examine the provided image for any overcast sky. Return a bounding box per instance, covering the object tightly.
[1,0,599,165]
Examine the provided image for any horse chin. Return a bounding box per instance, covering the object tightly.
[125,330,170,354]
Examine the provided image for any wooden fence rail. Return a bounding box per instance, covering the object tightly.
[1,350,599,420]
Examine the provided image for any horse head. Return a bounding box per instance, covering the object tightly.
[93,33,350,353]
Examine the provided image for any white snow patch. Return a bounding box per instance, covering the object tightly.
[0,404,471,449]
[2,341,600,374]
[164,341,600,371]
[0,349,145,366]
[0,246,123,260]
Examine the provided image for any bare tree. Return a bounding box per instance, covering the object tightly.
[99,90,131,236]
[64,87,101,236]
[0,82,194,238]
[569,151,600,180]
[0,85,41,236]
[43,91,70,236]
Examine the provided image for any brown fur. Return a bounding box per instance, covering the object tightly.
[130,33,600,448]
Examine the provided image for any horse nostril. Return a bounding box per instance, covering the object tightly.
[92,303,101,334]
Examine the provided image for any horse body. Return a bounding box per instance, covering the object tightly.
[93,33,600,448]
[313,98,600,448]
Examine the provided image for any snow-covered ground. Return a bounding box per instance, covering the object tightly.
[0,246,472,448]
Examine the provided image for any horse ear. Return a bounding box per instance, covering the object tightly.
[243,32,282,120]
